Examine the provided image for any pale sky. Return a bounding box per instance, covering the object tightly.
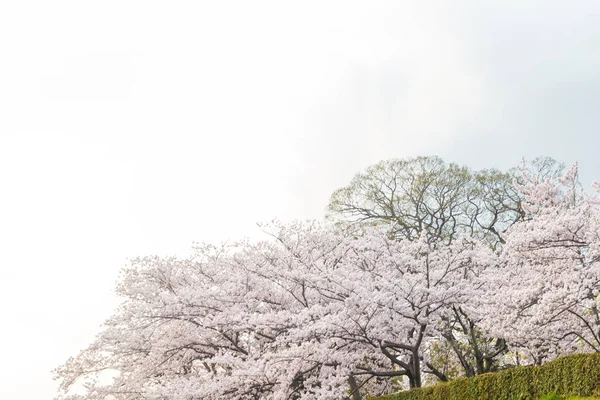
[1,1,600,398]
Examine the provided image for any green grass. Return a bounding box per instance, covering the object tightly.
[561,397,598,400]
[563,397,599,400]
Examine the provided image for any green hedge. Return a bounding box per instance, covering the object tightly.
[371,353,600,400]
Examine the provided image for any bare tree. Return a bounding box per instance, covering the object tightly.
[327,156,524,246]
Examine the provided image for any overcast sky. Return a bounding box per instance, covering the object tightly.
[1,1,600,398]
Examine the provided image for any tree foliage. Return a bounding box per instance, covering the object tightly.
[55,157,600,400]
[327,156,522,246]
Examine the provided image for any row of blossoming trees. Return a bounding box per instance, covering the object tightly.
[55,157,600,400]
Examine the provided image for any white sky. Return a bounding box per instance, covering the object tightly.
[1,1,600,398]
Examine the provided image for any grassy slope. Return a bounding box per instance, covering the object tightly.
[565,398,599,400]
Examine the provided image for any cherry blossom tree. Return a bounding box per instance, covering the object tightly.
[477,163,600,364]
[55,222,489,399]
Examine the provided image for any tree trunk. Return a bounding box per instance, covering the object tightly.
[348,375,362,400]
